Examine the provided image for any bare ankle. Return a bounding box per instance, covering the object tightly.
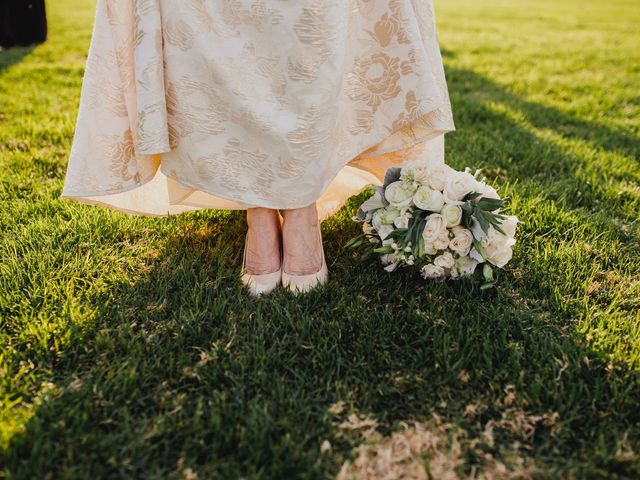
[282,203,323,275]
[247,207,280,227]
[283,203,318,226]
[244,208,282,275]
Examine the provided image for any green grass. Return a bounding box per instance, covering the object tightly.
[1,0,639,478]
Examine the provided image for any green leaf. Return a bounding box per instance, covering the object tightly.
[472,237,487,260]
[465,191,483,201]
[461,201,474,213]
[480,281,496,290]
[477,197,504,211]
[475,209,491,235]
[415,235,425,258]
[345,235,366,249]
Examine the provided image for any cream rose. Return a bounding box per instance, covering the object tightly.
[500,215,519,239]
[426,164,454,191]
[449,226,473,256]
[482,225,516,268]
[433,231,450,250]
[385,181,417,208]
[479,182,500,200]
[441,204,463,227]
[484,242,514,268]
[422,213,446,244]
[413,186,444,212]
[423,242,438,256]
[420,263,445,279]
[443,171,480,203]
[434,251,455,269]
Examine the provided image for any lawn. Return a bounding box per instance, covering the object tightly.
[1,0,639,478]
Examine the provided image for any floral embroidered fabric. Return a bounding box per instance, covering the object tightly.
[62,0,455,220]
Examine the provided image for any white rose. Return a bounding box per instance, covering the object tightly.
[449,226,473,256]
[422,213,446,244]
[433,231,450,250]
[413,186,444,212]
[385,181,417,208]
[381,207,401,224]
[423,242,438,255]
[443,171,480,204]
[453,255,478,277]
[393,210,413,229]
[420,263,445,279]
[400,165,430,185]
[426,163,454,191]
[377,224,394,241]
[434,251,455,269]
[373,206,400,231]
[371,209,384,231]
[441,204,463,227]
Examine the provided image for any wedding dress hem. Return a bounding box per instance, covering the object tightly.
[61,107,453,221]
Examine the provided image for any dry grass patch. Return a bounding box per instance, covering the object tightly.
[331,402,548,480]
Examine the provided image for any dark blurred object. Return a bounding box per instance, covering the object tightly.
[0,0,47,48]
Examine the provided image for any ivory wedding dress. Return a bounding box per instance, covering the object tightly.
[61,0,455,221]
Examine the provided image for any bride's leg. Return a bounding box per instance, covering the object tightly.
[245,207,282,275]
[282,203,324,275]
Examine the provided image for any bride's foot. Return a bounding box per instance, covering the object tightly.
[281,203,328,293]
[241,208,282,296]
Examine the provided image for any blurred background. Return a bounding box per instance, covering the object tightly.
[0,0,47,49]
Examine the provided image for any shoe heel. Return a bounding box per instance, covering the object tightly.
[240,232,282,296]
[281,228,328,294]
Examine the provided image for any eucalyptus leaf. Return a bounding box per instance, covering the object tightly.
[354,207,368,222]
[383,167,401,189]
[373,186,390,207]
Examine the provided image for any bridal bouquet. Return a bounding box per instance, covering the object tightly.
[348,163,519,288]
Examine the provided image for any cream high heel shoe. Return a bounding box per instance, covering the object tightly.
[240,231,282,297]
[281,227,328,294]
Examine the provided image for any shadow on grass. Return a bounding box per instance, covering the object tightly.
[0,45,34,74]
[446,65,640,163]
[2,68,639,478]
[444,65,639,221]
